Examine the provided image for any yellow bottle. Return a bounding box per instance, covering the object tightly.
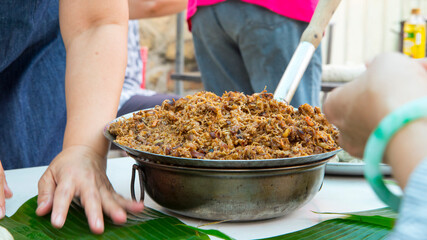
[403,8,426,59]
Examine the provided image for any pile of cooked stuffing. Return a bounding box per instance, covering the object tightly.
[109,91,340,160]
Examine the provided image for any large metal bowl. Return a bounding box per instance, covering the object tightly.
[106,110,338,221]
[130,156,330,221]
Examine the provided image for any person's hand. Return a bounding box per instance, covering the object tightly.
[324,53,427,187]
[323,53,427,159]
[0,160,13,219]
[35,145,144,234]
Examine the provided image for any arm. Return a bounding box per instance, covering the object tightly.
[323,53,427,188]
[60,0,127,158]
[128,0,187,19]
[384,119,427,188]
[35,0,143,234]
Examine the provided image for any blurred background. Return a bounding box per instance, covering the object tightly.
[138,0,427,96]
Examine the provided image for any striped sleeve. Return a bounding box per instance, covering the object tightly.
[388,158,427,239]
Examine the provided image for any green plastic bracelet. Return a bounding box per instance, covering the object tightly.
[364,97,427,212]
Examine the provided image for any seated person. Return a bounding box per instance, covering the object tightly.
[117,20,180,117]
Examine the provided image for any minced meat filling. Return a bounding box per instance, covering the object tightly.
[109,91,340,160]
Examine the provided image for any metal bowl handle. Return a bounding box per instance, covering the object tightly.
[131,164,145,202]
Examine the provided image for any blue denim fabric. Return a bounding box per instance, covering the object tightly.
[0,0,67,169]
[191,0,322,107]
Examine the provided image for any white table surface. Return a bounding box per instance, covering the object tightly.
[5,157,387,240]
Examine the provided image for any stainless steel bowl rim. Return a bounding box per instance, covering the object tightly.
[133,156,329,172]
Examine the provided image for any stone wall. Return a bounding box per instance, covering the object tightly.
[138,16,203,96]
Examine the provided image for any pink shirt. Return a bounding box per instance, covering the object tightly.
[187,0,319,26]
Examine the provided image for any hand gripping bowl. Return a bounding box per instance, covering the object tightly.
[105,111,341,221]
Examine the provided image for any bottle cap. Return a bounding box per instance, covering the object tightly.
[412,8,421,15]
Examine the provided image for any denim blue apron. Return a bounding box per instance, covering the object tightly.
[0,0,67,169]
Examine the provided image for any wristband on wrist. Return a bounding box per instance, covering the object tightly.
[364,97,427,212]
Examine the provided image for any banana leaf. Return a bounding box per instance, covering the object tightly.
[256,207,397,240]
[0,196,211,240]
[0,196,398,240]
[179,207,398,240]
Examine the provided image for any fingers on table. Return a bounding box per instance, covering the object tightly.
[3,180,12,199]
[0,161,6,218]
[98,189,126,225]
[37,170,144,234]
[0,161,12,200]
[105,192,145,223]
[51,179,76,229]
[113,193,144,213]
[36,171,56,216]
[80,183,144,233]
[37,172,76,230]
[79,182,105,234]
